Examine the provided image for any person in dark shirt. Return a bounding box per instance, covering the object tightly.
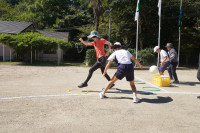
[166,43,179,84]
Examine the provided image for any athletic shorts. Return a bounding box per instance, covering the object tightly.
[159,61,170,73]
[115,64,134,81]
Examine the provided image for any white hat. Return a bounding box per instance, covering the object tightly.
[114,42,121,46]
[154,46,160,53]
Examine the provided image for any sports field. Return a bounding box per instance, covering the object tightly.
[0,65,200,133]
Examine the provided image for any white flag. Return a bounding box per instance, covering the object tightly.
[135,0,140,21]
[158,0,161,17]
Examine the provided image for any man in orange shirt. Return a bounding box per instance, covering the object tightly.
[78,31,113,88]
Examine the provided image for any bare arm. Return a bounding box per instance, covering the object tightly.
[105,41,112,56]
[130,56,143,69]
[103,60,112,77]
[79,38,92,46]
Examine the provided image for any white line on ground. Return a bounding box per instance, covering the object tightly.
[135,76,169,92]
[152,91,200,95]
[1,91,200,100]
[0,93,93,100]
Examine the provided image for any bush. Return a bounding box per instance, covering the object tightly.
[0,32,72,56]
[127,48,156,66]
[84,49,97,66]
[84,48,157,66]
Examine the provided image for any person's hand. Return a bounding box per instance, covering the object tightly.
[79,38,83,42]
[160,62,163,67]
[139,65,143,69]
[105,52,109,56]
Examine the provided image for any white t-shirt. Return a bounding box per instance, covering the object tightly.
[108,49,133,64]
[160,49,169,62]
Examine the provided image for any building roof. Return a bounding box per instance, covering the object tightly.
[0,21,34,34]
[37,30,69,41]
[0,21,69,40]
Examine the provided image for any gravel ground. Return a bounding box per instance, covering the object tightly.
[0,65,200,133]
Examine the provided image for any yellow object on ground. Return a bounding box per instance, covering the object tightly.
[67,89,88,95]
[153,75,170,87]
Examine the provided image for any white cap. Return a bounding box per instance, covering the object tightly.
[114,42,121,46]
[154,46,160,53]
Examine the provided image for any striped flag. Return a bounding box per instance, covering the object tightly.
[158,0,161,17]
[179,0,182,31]
[135,0,140,21]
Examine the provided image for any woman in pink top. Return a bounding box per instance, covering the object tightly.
[78,31,114,88]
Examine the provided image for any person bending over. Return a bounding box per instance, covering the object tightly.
[154,46,170,75]
[99,42,143,103]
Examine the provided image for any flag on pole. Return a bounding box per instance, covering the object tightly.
[179,0,182,32]
[158,0,161,17]
[135,0,140,21]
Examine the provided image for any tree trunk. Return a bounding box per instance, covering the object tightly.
[93,0,102,31]
[96,16,100,31]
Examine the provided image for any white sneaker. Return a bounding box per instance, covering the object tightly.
[99,92,106,99]
[133,97,139,103]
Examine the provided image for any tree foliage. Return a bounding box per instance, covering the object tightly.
[0,32,72,56]
[0,0,199,65]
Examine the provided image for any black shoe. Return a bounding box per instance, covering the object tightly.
[172,80,179,84]
[78,83,88,88]
[109,84,115,89]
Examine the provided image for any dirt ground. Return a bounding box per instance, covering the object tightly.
[0,65,200,133]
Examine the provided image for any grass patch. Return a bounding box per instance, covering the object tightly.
[0,62,23,65]
[0,61,86,67]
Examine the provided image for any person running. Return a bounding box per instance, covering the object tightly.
[154,46,170,75]
[78,31,114,88]
[99,42,143,103]
[166,43,179,83]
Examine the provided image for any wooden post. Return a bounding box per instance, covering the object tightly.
[31,45,32,64]
[3,44,5,61]
[57,44,61,66]
[10,48,11,62]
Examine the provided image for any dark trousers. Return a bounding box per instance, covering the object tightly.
[168,62,179,81]
[83,57,111,84]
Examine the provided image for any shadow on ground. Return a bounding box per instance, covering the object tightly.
[89,89,173,104]
[120,90,157,95]
[177,81,200,86]
[108,96,173,104]
[139,96,173,104]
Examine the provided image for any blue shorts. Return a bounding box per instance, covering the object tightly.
[115,64,134,81]
[159,61,170,73]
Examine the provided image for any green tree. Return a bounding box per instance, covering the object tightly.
[86,0,108,31]
[0,0,16,20]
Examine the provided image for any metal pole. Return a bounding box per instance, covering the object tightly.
[108,12,111,42]
[157,0,162,67]
[136,18,139,60]
[178,0,182,67]
[3,44,5,61]
[178,29,181,67]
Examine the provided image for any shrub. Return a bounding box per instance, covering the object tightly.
[84,48,157,66]
[127,48,157,66]
[84,49,97,66]
[0,32,72,55]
